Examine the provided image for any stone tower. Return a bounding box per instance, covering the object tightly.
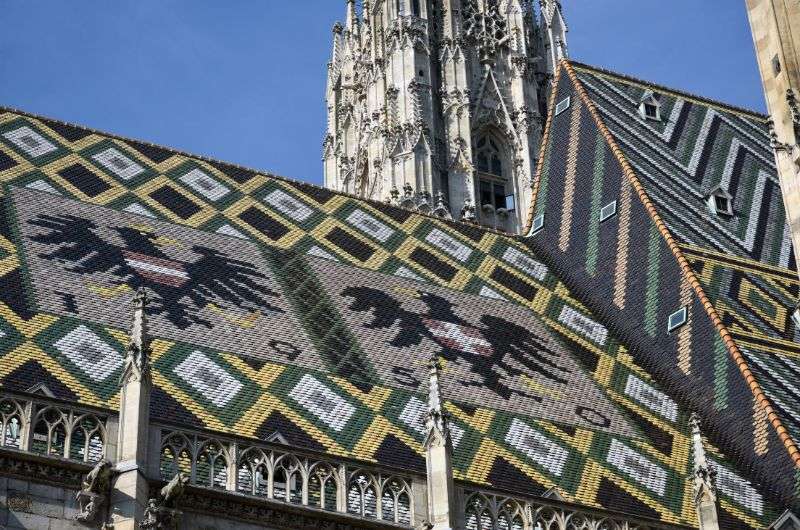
[746,0,800,269]
[323,0,566,233]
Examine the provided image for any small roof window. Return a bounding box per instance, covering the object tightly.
[599,200,618,222]
[770,509,800,530]
[638,91,661,122]
[667,307,688,332]
[530,213,545,235]
[792,304,800,332]
[554,96,571,117]
[706,186,734,217]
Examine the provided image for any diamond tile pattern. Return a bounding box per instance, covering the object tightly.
[0,104,783,528]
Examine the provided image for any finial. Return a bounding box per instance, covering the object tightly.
[121,287,150,384]
[345,0,359,33]
[690,413,717,503]
[390,185,400,204]
[332,21,344,34]
[403,182,414,198]
[435,190,447,208]
[416,188,431,206]
[424,354,450,450]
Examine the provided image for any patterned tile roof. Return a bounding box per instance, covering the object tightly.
[526,60,799,525]
[0,101,785,528]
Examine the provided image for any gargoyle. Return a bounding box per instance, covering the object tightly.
[74,459,112,523]
[140,472,190,530]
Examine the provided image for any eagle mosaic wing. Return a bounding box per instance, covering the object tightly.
[479,314,570,385]
[182,246,284,316]
[28,214,125,277]
[341,286,425,348]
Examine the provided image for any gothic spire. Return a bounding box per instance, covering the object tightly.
[121,287,151,384]
[114,286,154,527]
[345,0,359,35]
[690,413,720,530]
[424,354,450,450]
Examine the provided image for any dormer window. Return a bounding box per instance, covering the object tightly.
[706,186,734,217]
[531,213,545,234]
[792,304,800,332]
[638,91,661,121]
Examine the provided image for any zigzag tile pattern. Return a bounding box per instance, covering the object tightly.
[573,65,794,269]
[0,107,776,525]
[567,64,800,474]
[526,66,795,525]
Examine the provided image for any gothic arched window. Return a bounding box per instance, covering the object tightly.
[474,134,513,221]
[475,136,503,177]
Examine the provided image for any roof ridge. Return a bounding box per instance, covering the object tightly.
[680,242,798,277]
[567,60,769,121]
[0,104,515,241]
[561,59,800,470]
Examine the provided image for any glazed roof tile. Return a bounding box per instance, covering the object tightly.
[525,60,800,523]
[0,98,786,527]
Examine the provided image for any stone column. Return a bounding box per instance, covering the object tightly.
[746,0,800,271]
[423,354,457,530]
[109,288,152,529]
[691,414,720,530]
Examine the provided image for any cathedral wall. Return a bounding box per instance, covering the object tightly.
[0,477,83,530]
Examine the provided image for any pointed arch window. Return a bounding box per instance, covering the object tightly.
[474,134,513,223]
[475,136,504,177]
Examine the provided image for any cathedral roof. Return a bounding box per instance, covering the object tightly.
[0,71,789,527]
[526,60,799,525]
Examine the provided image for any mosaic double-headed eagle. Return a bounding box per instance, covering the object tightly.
[342,286,570,401]
[28,214,283,329]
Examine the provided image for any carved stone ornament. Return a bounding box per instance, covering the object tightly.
[120,288,151,385]
[139,472,189,530]
[75,459,113,523]
[423,354,452,450]
[461,197,477,222]
[690,414,717,504]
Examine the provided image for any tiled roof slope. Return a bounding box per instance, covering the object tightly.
[569,63,800,455]
[0,106,783,527]
[525,60,799,523]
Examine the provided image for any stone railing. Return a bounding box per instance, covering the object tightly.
[154,426,417,527]
[0,391,114,464]
[0,390,693,530]
[458,487,692,530]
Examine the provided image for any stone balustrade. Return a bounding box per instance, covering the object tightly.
[0,391,692,529]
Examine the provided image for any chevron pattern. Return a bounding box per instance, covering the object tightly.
[575,67,793,269]
[570,65,800,459]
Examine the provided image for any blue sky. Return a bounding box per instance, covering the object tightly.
[0,1,763,186]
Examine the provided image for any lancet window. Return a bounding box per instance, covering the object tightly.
[0,399,24,449]
[29,405,106,463]
[159,428,413,524]
[347,470,412,524]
